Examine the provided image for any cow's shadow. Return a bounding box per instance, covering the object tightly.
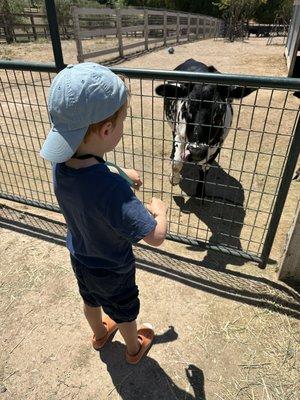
[174,162,246,270]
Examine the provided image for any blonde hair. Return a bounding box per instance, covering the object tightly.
[83,100,128,143]
[83,75,129,143]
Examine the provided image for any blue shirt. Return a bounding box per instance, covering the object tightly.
[53,162,157,268]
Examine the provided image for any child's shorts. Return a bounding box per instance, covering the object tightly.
[70,254,140,324]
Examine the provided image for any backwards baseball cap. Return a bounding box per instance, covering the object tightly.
[40,62,128,163]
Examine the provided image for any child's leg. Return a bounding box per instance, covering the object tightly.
[83,303,107,340]
[117,320,140,355]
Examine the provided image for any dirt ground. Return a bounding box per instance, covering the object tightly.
[0,38,300,399]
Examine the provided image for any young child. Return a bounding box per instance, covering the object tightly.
[40,62,168,364]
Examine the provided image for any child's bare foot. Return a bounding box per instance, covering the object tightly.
[126,323,154,364]
[92,315,118,350]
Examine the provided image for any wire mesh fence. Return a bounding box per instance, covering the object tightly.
[0,64,300,266]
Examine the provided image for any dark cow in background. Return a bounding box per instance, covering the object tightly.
[155,58,256,197]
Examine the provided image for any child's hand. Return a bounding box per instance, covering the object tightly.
[123,168,143,190]
[147,197,168,217]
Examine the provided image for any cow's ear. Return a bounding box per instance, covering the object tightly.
[227,86,257,99]
[155,83,189,99]
[293,91,300,99]
[219,85,257,99]
[207,65,221,74]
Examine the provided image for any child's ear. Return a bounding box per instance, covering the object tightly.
[98,121,113,139]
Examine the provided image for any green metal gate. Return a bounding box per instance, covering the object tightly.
[0,1,300,268]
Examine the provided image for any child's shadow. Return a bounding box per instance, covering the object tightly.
[99,341,206,399]
[175,162,246,270]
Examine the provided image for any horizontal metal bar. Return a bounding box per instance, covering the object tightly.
[2,63,295,92]
[1,192,261,264]
[166,233,262,263]
[0,60,61,73]
[111,67,300,90]
[0,193,60,213]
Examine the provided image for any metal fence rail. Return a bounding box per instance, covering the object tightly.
[1,61,300,268]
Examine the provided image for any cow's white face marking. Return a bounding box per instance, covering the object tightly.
[197,104,233,170]
[170,103,233,184]
[170,100,187,185]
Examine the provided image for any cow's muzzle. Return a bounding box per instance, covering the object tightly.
[185,143,209,162]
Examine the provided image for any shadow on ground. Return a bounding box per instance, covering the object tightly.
[99,330,206,400]
[1,203,299,319]
[176,162,247,270]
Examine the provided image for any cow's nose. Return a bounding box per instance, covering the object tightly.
[187,143,209,161]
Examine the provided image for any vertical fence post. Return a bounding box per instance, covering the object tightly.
[71,6,83,63]
[187,14,191,41]
[278,202,300,282]
[2,0,14,44]
[176,13,180,43]
[260,115,300,268]
[144,9,149,51]
[116,8,123,58]
[163,11,167,46]
[214,19,218,38]
[203,17,206,39]
[210,18,214,37]
[30,13,37,41]
[196,16,200,40]
[45,0,65,71]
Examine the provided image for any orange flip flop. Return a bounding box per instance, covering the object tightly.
[92,315,118,350]
[126,323,154,364]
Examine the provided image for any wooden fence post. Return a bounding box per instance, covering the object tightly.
[116,8,124,58]
[176,13,180,43]
[209,18,214,37]
[203,17,206,39]
[71,6,84,63]
[187,14,191,41]
[30,14,37,41]
[2,0,14,44]
[278,202,300,282]
[144,9,149,51]
[163,10,167,45]
[196,16,200,39]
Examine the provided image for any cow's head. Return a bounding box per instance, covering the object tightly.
[155,67,257,165]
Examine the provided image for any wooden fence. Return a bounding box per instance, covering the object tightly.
[72,7,222,62]
[0,10,75,43]
[285,0,300,77]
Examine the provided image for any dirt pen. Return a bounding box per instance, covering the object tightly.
[1,33,300,400]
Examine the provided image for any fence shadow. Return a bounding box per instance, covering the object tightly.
[1,203,299,319]
[175,162,246,270]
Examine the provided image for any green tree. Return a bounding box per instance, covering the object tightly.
[0,0,30,43]
[254,0,293,23]
[214,0,268,40]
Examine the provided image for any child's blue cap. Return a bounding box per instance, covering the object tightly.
[40,62,127,163]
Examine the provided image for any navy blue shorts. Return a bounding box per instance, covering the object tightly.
[70,255,140,324]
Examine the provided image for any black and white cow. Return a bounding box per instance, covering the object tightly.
[155,58,256,197]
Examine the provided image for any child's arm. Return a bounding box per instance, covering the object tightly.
[106,163,142,190]
[143,197,168,247]
[122,168,142,190]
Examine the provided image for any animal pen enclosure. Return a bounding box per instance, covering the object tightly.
[0,61,300,269]
[1,1,300,270]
